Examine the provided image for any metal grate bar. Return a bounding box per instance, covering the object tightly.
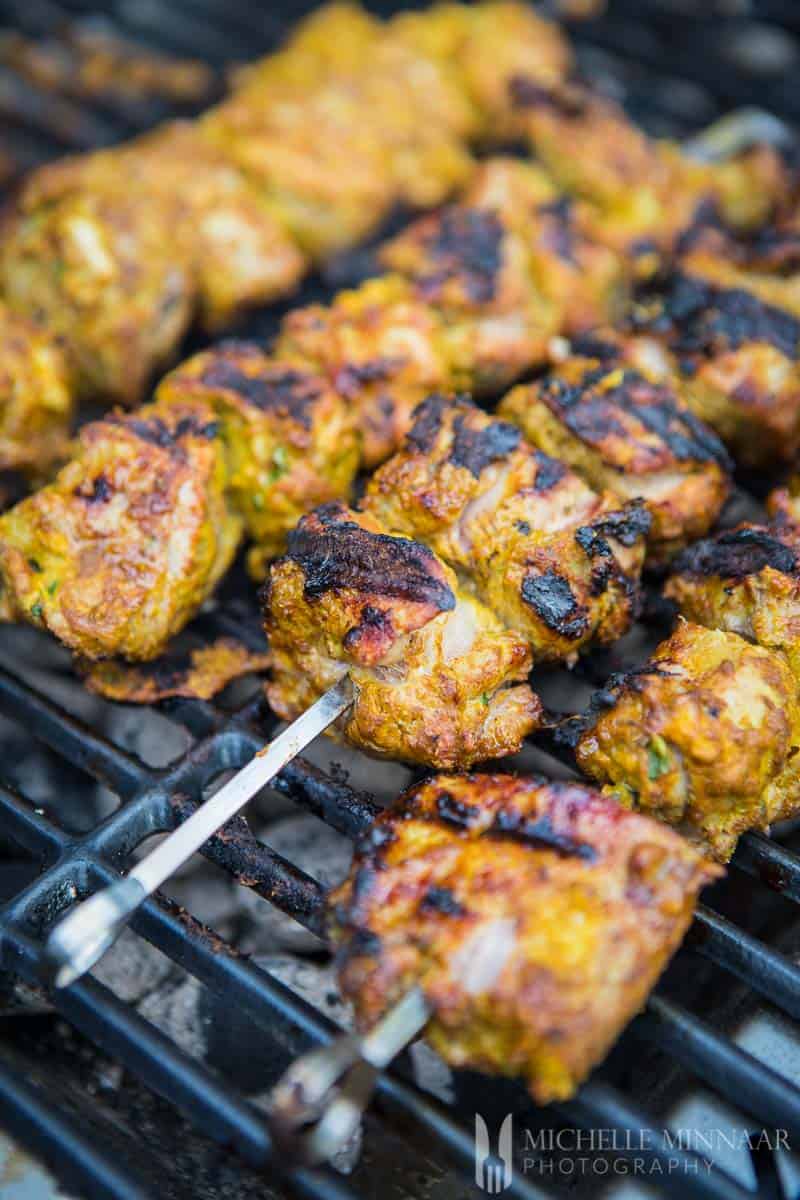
[0,1059,150,1200]
[732,832,800,903]
[692,906,800,1020]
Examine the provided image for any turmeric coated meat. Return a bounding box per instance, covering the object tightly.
[500,335,732,563]
[330,772,719,1104]
[666,522,800,685]
[0,401,242,661]
[274,275,454,468]
[154,341,360,576]
[262,502,541,769]
[633,237,800,468]
[363,395,649,663]
[574,622,800,861]
[0,305,72,477]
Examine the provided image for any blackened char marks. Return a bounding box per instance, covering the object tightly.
[537,196,577,266]
[285,502,456,610]
[417,208,504,305]
[520,570,589,639]
[664,273,800,361]
[434,789,482,829]
[449,413,520,477]
[673,526,799,581]
[509,74,586,116]
[199,357,322,427]
[532,450,567,492]
[420,886,467,916]
[78,474,112,503]
[406,393,450,454]
[491,808,597,860]
[116,413,219,450]
[590,503,651,548]
[334,358,404,399]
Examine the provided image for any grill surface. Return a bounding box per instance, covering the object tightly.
[3,2,800,1199]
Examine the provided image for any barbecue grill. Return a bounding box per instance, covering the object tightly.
[3,2,800,1198]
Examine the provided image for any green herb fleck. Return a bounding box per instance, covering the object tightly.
[30,602,44,620]
[252,493,265,511]
[480,692,491,706]
[46,579,59,596]
[647,734,671,780]
[27,558,42,573]
[266,445,289,484]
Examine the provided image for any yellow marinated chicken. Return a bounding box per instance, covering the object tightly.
[363,395,649,663]
[378,201,557,394]
[263,502,541,769]
[0,401,242,661]
[633,243,800,468]
[574,622,800,861]
[462,158,627,334]
[500,336,732,563]
[117,122,308,331]
[389,1,572,140]
[273,275,455,467]
[0,152,194,406]
[330,773,719,1104]
[0,306,72,478]
[514,79,789,276]
[154,341,361,577]
[665,522,800,685]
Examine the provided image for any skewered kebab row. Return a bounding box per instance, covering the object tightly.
[0,1,571,406]
[263,502,540,769]
[571,621,800,862]
[0,304,73,477]
[362,394,650,662]
[330,772,720,1105]
[513,76,791,276]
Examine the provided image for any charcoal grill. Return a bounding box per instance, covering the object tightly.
[3,2,800,1198]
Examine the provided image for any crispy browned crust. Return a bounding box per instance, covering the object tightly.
[262,502,541,769]
[155,340,360,569]
[364,394,649,662]
[0,305,73,477]
[501,346,731,563]
[0,400,242,660]
[80,637,271,702]
[575,621,800,861]
[330,772,720,1103]
[666,522,800,685]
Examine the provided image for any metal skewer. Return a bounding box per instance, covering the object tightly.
[45,676,355,989]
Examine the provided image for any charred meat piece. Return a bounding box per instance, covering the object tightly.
[633,238,800,468]
[768,474,800,527]
[500,338,732,563]
[0,401,242,661]
[155,341,360,575]
[274,276,454,468]
[462,158,627,334]
[363,395,648,663]
[666,522,800,684]
[331,772,719,1103]
[574,622,800,861]
[378,202,557,393]
[0,306,72,478]
[515,79,788,276]
[262,502,540,768]
[80,637,271,703]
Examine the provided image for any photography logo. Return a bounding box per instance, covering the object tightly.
[474,1114,514,1194]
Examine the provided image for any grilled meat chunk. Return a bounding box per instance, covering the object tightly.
[0,402,242,661]
[0,306,72,477]
[515,80,788,276]
[634,242,800,468]
[500,340,732,563]
[462,158,627,334]
[274,276,454,468]
[390,1,571,141]
[0,154,193,406]
[363,395,649,663]
[768,475,800,527]
[378,203,557,393]
[330,773,719,1103]
[262,503,540,768]
[574,622,800,861]
[665,522,800,684]
[155,342,360,576]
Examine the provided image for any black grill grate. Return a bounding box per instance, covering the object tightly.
[2,2,800,1198]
